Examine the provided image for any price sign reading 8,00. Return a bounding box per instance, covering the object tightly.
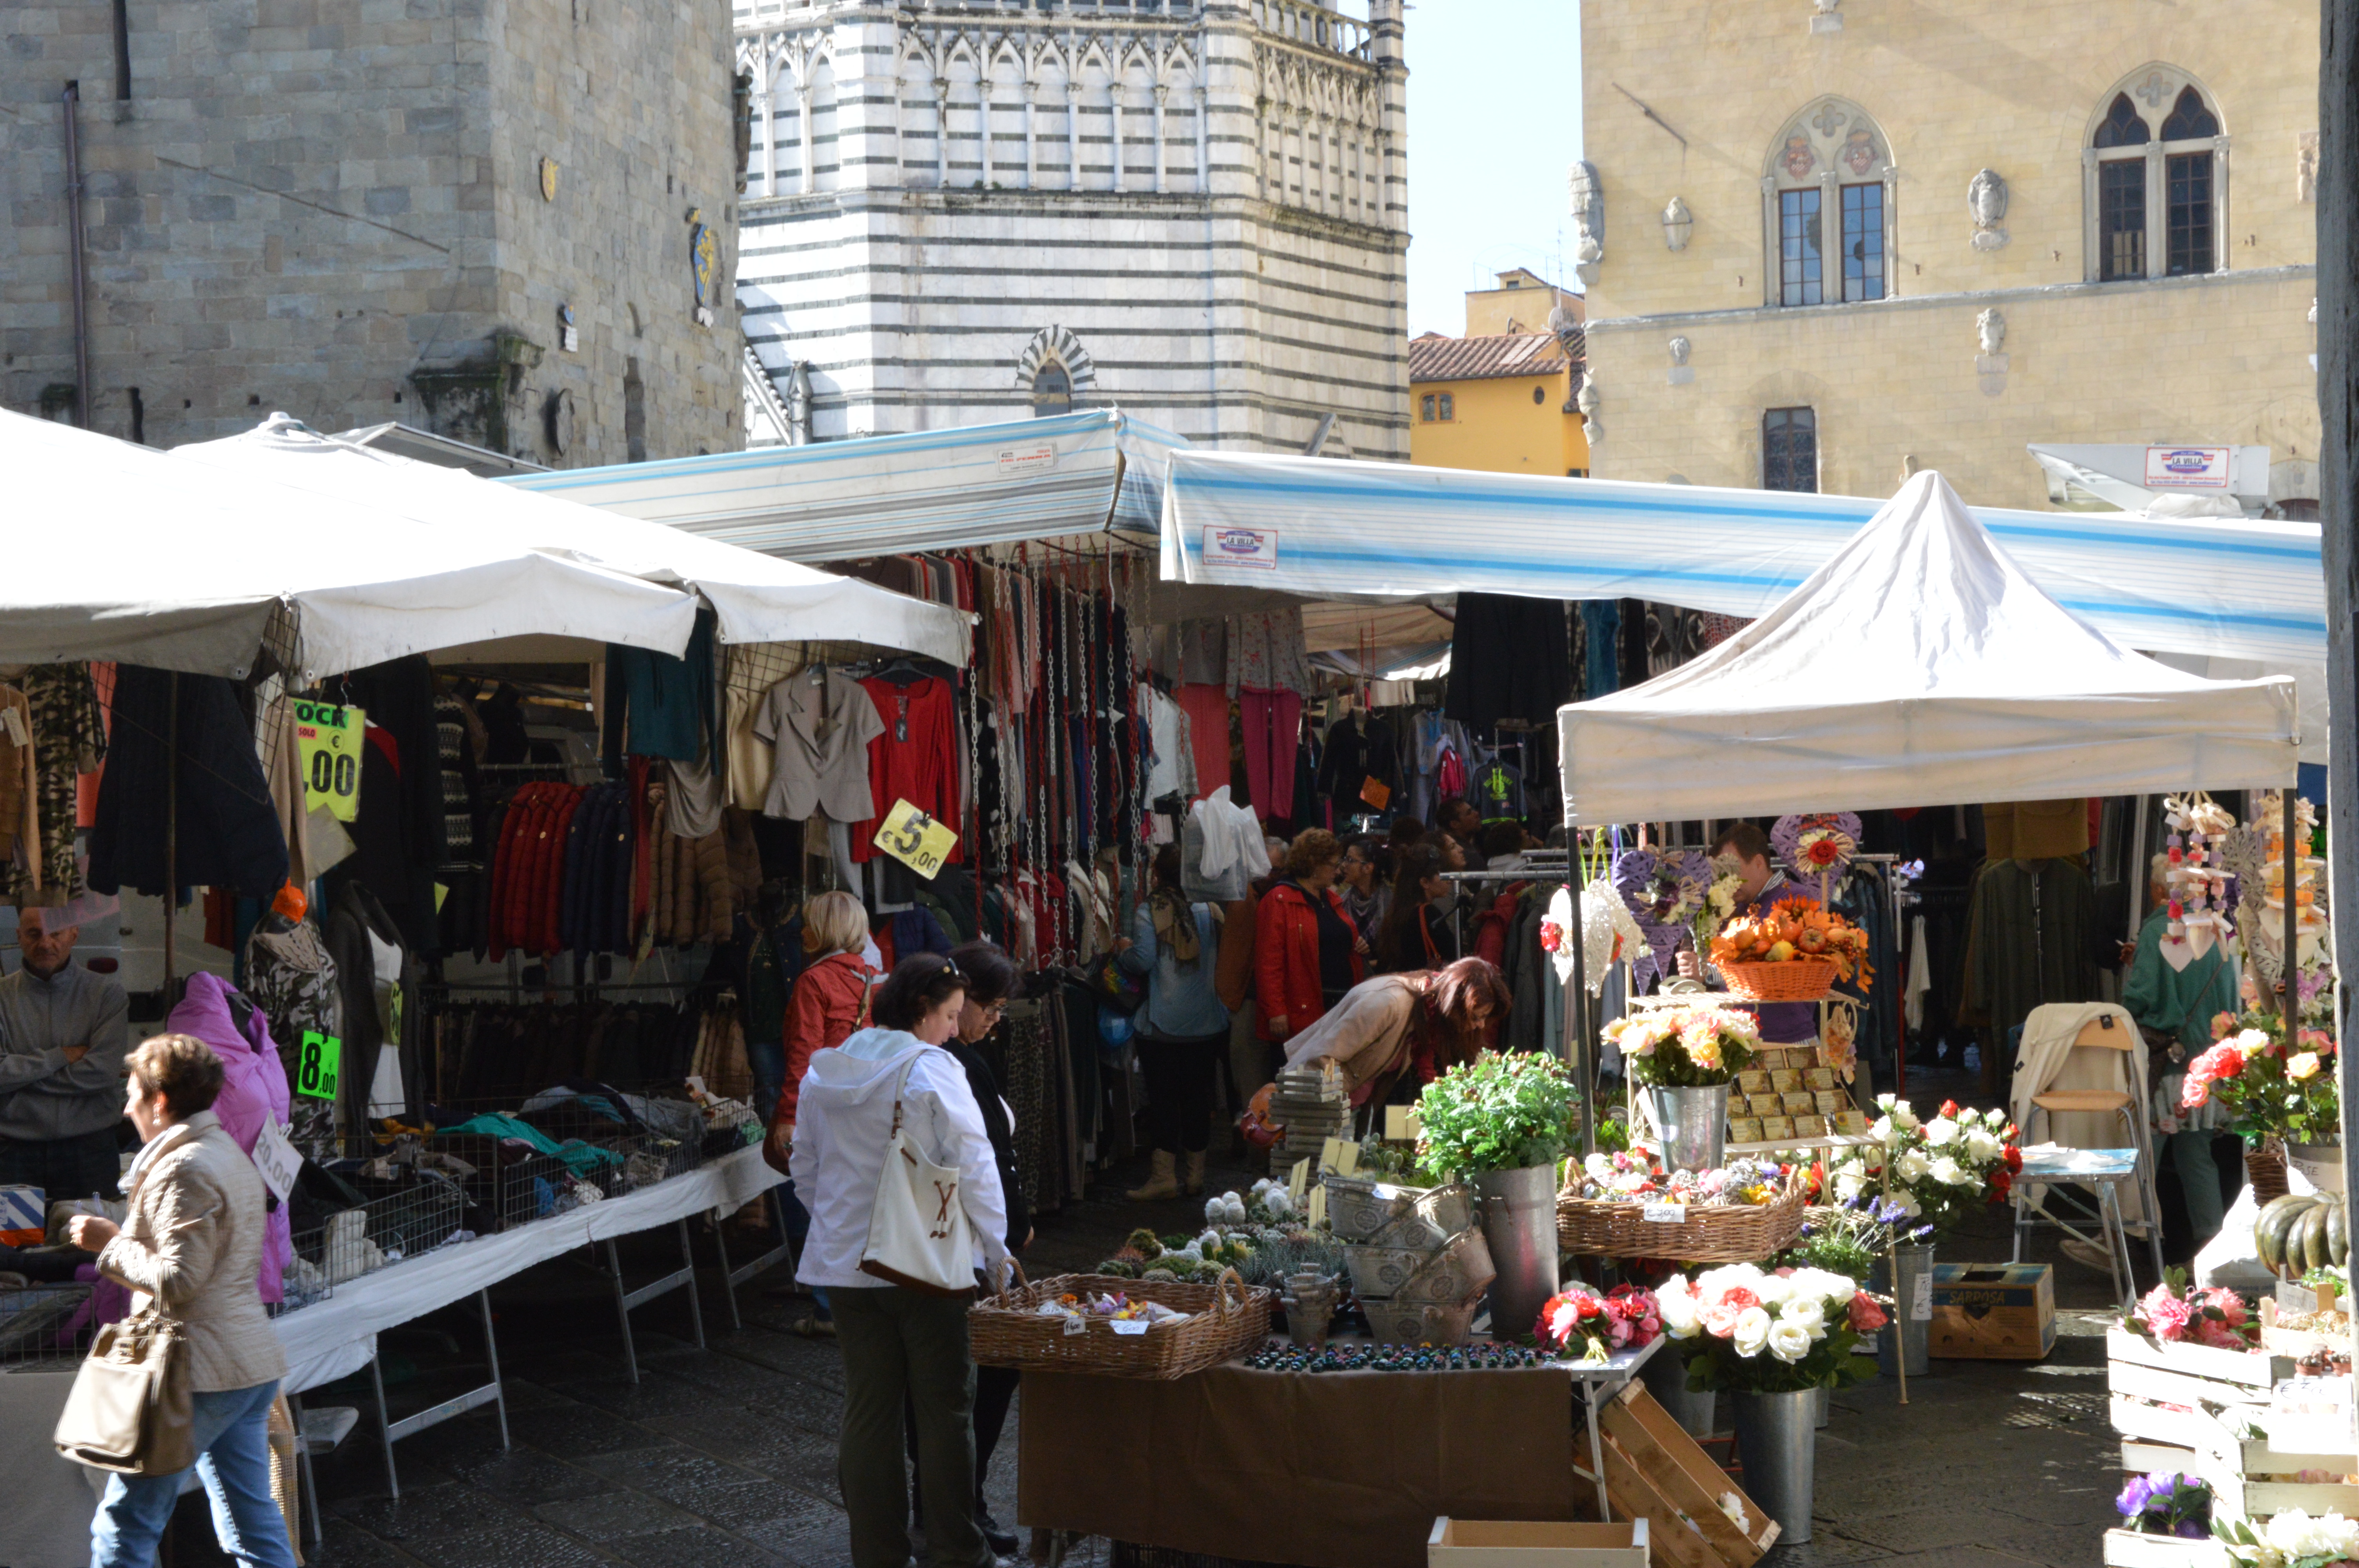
[295,1030,342,1102]
[871,798,958,880]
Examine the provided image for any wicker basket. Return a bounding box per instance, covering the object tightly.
[2248,1138,2290,1205]
[1719,958,1841,1003]
[969,1267,1273,1379]
[1556,1171,1808,1263]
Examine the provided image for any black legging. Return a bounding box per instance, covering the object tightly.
[1138,1030,1226,1154]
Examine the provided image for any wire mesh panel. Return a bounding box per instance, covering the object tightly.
[0,1283,97,1366]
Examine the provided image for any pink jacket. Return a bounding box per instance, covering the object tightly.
[164,974,293,1304]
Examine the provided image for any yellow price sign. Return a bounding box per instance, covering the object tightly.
[871,798,958,879]
[293,700,366,822]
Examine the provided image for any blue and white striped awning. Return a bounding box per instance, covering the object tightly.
[1160,451,2324,666]
[503,410,1184,562]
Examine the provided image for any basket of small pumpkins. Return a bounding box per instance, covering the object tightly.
[1709,895,1871,1003]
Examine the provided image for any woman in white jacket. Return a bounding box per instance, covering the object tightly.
[790,952,1010,1568]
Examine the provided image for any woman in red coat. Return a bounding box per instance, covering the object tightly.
[767,889,874,1338]
[1255,829,1366,1050]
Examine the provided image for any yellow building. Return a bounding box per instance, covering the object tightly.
[1575,1,2319,515]
[1410,273,1592,475]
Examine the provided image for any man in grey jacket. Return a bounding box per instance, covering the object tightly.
[0,911,131,1202]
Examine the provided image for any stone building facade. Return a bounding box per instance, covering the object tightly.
[3,0,743,465]
[1576,0,2319,515]
[732,0,1409,457]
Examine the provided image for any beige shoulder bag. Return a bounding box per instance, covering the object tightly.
[55,1309,195,1475]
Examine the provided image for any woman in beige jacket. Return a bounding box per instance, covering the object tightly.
[68,1033,296,1568]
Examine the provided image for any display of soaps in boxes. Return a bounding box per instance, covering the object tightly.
[1325,1177,1492,1346]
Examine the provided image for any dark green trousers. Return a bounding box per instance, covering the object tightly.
[832,1284,989,1568]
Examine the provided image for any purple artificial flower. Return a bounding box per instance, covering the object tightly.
[2116,1477,2154,1519]
[2174,1520,2208,1539]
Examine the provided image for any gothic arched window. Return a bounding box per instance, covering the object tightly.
[1758,99,1895,308]
[2085,68,2226,282]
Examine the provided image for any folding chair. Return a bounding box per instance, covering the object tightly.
[2011,1011,2167,1305]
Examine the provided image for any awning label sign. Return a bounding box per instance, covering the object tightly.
[2143,446,2232,488]
[1204,526,1278,571]
[996,443,1057,477]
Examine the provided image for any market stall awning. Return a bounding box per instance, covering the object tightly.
[1556,471,2300,825]
[1159,450,2324,666]
[0,408,694,680]
[500,409,1187,562]
[172,417,972,666]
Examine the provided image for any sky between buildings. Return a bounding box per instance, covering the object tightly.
[1401,0,1585,338]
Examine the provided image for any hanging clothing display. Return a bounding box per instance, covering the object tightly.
[1238,690,1303,826]
[0,682,39,892]
[1444,593,1570,735]
[16,663,106,905]
[602,612,718,767]
[89,664,286,899]
[1962,855,2107,1069]
[852,672,959,861]
[753,665,883,823]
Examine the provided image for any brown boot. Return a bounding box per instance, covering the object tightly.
[1181,1150,1207,1197]
[1126,1150,1180,1202]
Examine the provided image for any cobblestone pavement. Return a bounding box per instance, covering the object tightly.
[165,1070,2136,1568]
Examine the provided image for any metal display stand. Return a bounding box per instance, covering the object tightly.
[705,1187,795,1332]
[325,1287,511,1504]
[601,1218,707,1383]
[1567,1336,1665,1522]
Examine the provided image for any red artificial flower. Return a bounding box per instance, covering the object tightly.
[1539,921,1565,954]
[1939,1100,1960,1120]
[1806,838,1842,866]
[1848,1294,1888,1332]
[2003,1147,2022,1174]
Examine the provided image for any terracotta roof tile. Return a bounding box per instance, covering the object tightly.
[1408,330,1582,384]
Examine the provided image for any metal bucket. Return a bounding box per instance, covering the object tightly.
[2290,1143,2347,1194]
[1343,1243,1432,1299]
[1731,1389,1818,1544]
[1812,1385,1830,1428]
[1326,1178,1416,1241]
[1394,1226,1498,1303]
[1873,1242,1935,1378]
[1362,1296,1481,1347]
[1644,1082,1730,1172]
[1475,1164,1560,1345]
[1639,1345,1717,1437]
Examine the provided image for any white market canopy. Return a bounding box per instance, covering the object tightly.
[171,417,972,668]
[1556,471,2301,826]
[1,408,693,679]
[1160,450,2326,668]
[500,408,1185,561]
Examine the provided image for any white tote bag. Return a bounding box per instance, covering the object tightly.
[858,1057,977,1296]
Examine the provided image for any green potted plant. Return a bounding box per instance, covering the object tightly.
[1417,1052,1582,1347]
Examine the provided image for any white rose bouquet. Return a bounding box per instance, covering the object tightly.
[1656,1261,1886,1394]
[1823,1096,2019,1236]
[2217,1508,2359,1568]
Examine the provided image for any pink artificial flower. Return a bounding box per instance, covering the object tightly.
[2143,1294,2194,1343]
[1847,1294,1887,1332]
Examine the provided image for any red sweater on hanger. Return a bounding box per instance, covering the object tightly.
[851,675,961,863]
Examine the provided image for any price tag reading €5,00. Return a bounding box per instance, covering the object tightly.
[871,798,958,879]
[295,1030,342,1102]
[293,701,366,822]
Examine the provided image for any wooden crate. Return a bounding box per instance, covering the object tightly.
[2108,1330,2359,1526]
[1429,1518,1650,1568]
[1572,1384,1780,1568]
[2101,1529,2228,1568]
[2106,1328,2294,1411]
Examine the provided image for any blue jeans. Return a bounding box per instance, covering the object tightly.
[91,1379,297,1568]
[747,1038,786,1128]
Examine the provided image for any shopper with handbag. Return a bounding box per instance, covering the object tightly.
[763,889,877,1338]
[65,1033,295,1568]
[1118,844,1232,1201]
[790,953,1011,1568]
